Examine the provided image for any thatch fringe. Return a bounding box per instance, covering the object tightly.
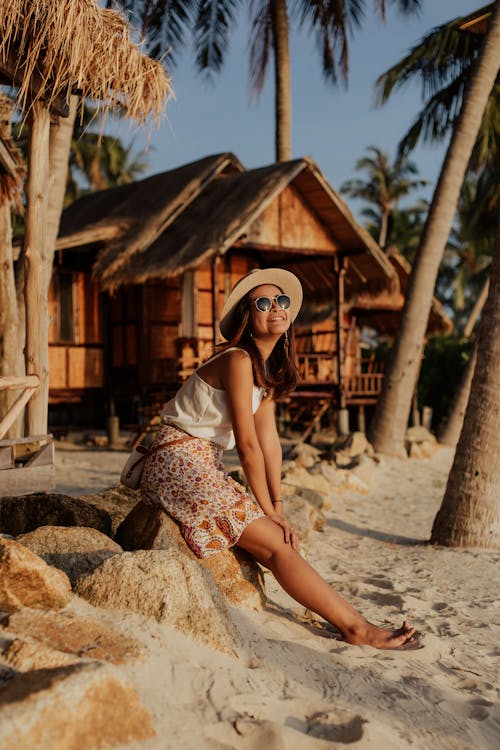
[0,0,172,123]
[0,92,25,208]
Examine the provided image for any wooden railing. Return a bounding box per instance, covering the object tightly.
[345,372,384,398]
[0,375,40,439]
[297,353,336,384]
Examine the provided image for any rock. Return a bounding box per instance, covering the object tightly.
[80,485,140,534]
[419,439,439,458]
[0,633,80,671]
[406,426,437,444]
[75,550,236,654]
[283,465,338,495]
[115,501,266,611]
[201,550,266,611]
[285,495,326,539]
[0,539,71,612]
[408,442,424,459]
[289,442,322,469]
[329,432,371,458]
[283,485,327,510]
[316,462,370,495]
[0,660,155,749]
[2,608,142,665]
[16,526,122,586]
[0,494,111,537]
[349,454,378,491]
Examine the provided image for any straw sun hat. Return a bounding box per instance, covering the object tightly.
[219,268,303,341]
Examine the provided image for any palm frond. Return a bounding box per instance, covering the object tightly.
[193,0,242,76]
[120,0,197,65]
[375,4,493,105]
[248,0,273,98]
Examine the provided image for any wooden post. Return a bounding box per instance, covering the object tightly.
[334,254,349,435]
[212,254,221,347]
[24,102,51,436]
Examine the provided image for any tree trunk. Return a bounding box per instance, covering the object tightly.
[46,95,78,271]
[24,102,51,436]
[437,341,477,448]
[431,218,500,548]
[379,209,389,249]
[463,276,490,337]
[270,0,292,162]
[0,200,23,434]
[369,4,500,455]
[0,97,25,437]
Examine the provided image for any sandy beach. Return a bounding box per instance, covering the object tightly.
[49,441,500,750]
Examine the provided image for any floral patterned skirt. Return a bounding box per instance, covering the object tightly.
[140,423,264,558]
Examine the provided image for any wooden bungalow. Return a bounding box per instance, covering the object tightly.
[53,152,451,433]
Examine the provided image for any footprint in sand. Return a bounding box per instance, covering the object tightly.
[306,710,366,743]
[363,576,394,590]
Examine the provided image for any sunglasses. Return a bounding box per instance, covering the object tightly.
[251,294,291,313]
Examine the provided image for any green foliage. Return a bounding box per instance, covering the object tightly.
[417,334,474,430]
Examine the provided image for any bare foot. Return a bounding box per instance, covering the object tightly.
[342,620,422,650]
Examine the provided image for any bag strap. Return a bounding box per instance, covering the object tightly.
[128,434,196,475]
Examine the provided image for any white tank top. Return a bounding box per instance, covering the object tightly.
[161,348,265,449]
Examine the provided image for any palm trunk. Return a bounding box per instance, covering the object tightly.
[270,0,292,162]
[431,217,500,548]
[463,276,490,337]
[378,209,389,249]
[437,341,477,447]
[369,4,500,455]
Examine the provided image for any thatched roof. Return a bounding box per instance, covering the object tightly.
[0,0,172,122]
[350,246,453,335]
[59,152,244,275]
[58,153,398,298]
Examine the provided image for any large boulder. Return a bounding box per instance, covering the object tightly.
[0,539,71,612]
[75,549,236,654]
[0,494,111,537]
[80,485,140,534]
[115,502,266,611]
[2,608,142,665]
[16,526,122,586]
[0,659,155,749]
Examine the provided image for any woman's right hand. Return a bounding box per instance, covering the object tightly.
[267,513,300,551]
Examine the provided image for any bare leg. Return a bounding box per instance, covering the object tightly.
[238,517,417,649]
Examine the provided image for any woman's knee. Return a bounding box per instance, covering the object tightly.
[238,519,295,565]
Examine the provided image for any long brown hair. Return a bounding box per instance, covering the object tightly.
[216,291,299,399]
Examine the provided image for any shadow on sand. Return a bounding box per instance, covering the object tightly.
[328,518,428,546]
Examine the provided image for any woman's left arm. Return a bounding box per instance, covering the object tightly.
[253,396,284,515]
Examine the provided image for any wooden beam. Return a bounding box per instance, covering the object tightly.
[0,48,70,118]
[0,137,17,177]
[211,254,221,346]
[334,255,347,411]
[0,375,39,390]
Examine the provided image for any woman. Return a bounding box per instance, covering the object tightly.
[141,268,421,650]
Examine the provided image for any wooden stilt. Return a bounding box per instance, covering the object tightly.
[24,102,51,436]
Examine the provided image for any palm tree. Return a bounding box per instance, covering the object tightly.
[368,3,500,456]
[431,215,500,548]
[122,0,423,161]
[341,146,427,248]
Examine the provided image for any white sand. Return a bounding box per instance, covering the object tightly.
[54,444,500,750]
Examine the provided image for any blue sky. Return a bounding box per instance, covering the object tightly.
[121,0,481,219]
